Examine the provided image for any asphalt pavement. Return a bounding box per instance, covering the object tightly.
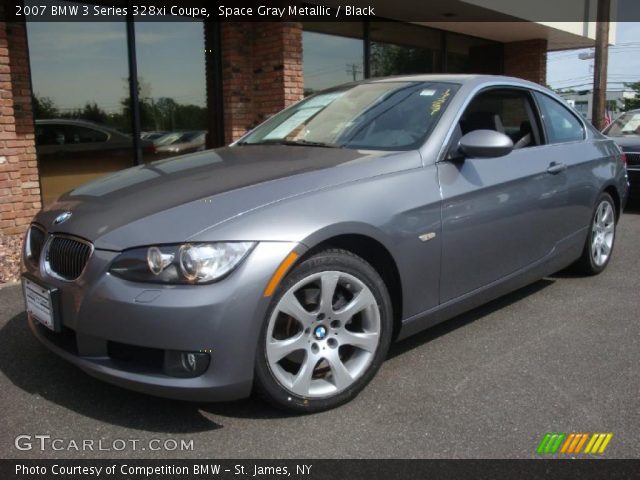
[1,203,639,459]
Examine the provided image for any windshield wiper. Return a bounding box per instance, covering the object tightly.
[239,139,341,148]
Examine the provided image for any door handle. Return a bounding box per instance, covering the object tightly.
[546,162,567,174]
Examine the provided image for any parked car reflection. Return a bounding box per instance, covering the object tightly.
[35,119,153,206]
[153,131,206,155]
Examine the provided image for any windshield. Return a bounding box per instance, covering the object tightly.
[239,81,458,150]
[603,111,640,137]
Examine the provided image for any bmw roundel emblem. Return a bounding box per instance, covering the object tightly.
[53,211,72,225]
[313,325,327,340]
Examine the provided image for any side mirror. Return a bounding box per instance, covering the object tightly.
[458,130,514,158]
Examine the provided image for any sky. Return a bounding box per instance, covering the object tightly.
[547,22,640,92]
[27,21,207,114]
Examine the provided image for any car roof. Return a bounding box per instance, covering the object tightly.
[34,118,129,137]
[36,118,109,127]
[326,74,550,96]
[339,73,539,89]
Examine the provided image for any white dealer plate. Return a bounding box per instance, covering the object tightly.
[22,276,58,331]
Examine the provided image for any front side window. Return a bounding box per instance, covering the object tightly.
[240,82,458,151]
[535,93,585,144]
[35,125,63,146]
[61,125,109,144]
[459,88,541,149]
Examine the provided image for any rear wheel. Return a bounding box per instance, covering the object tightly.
[254,249,393,413]
[573,192,617,275]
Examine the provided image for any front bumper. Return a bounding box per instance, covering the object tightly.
[23,241,301,402]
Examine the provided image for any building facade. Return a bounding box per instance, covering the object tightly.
[0,1,609,282]
[561,90,635,122]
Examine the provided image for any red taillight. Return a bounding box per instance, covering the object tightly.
[621,152,627,165]
[143,144,156,155]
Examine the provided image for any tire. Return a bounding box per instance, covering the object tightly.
[573,192,617,275]
[254,249,393,413]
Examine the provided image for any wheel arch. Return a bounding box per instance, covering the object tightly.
[602,184,622,220]
[299,225,404,341]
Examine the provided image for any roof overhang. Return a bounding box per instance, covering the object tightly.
[419,22,602,51]
[314,0,616,51]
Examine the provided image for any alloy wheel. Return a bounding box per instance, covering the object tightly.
[265,270,381,398]
[591,200,615,267]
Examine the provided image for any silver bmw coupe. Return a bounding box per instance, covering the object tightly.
[22,75,628,412]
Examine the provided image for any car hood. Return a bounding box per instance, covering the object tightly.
[607,135,640,151]
[36,145,421,250]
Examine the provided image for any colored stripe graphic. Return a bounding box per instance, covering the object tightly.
[538,433,613,454]
[536,433,553,454]
[560,433,575,453]
[537,433,565,454]
[574,433,590,453]
[584,433,613,454]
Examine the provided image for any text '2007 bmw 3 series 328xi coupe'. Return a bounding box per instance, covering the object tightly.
[22,75,628,412]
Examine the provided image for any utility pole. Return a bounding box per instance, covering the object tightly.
[346,63,362,81]
[592,0,611,130]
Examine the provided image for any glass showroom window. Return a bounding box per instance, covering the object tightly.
[369,22,442,77]
[302,22,364,95]
[446,32,502,74]
[27,1,132,206]
[134,21,208,162]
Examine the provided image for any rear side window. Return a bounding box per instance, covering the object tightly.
[35,124,108,146]
[535,93,585,144]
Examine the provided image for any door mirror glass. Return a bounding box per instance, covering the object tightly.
[458,130,513,158]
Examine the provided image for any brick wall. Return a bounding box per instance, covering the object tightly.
[0,20,40,283]
[503,39,548,85]
[221,22,303,144]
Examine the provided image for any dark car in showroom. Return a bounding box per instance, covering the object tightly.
[22,75,628,412]
[603,109,640,198]
[35,119,153,206]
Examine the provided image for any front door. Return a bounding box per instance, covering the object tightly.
[438,87,569,302]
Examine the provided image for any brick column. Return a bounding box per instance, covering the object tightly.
[503,39,548,85]
[221,23,255,144]
[221,22,303,144]
[0,20,40,283]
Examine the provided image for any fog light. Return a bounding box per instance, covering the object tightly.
[184,353,197,371]
[164,350,210,378]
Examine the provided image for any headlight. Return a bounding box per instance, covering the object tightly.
[109,242,256,284]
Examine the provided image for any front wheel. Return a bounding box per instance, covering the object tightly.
[573,192,617,275]
[254,249,393,413]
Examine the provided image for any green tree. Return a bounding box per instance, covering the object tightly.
[370,43,436,77]
[32,95,59,119]
[623,82,640,111]
[63,102,109,124]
